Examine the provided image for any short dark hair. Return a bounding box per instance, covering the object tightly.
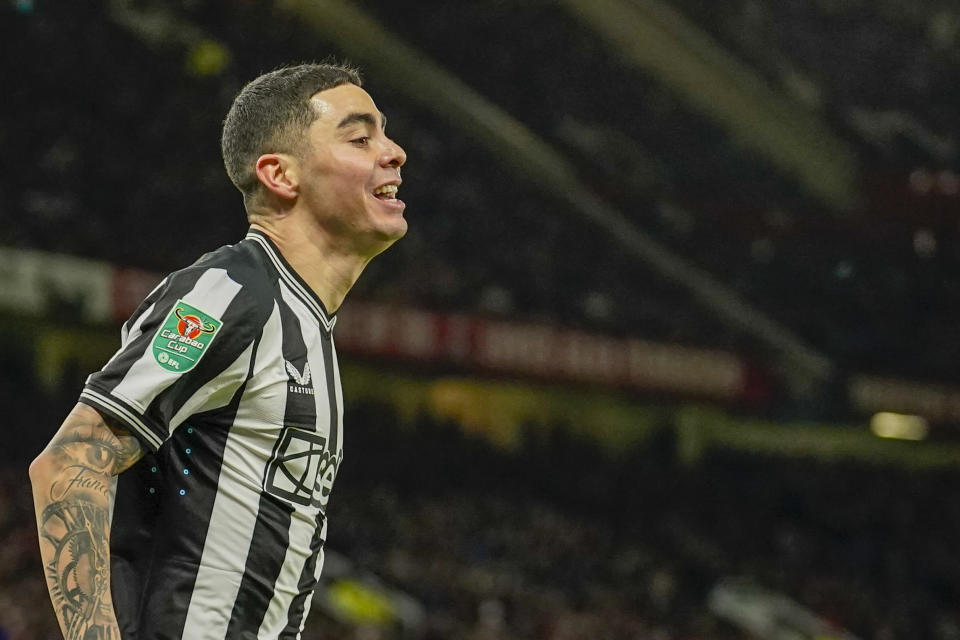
[221,62,362,204]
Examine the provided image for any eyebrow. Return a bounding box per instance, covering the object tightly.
[336,111,387,130]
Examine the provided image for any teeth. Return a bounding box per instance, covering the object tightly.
[373,184,398,198]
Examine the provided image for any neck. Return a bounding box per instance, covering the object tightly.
[249,218,371,314]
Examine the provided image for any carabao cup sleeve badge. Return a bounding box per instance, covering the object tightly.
[151,300,223,373]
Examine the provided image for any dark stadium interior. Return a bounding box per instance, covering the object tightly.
[3,0,960,638]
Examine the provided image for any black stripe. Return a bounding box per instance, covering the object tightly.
[320,333,339,454]
[111,332,263,639]
[227,292,317,635]
[225,492,295,637]
[281,513,327,638]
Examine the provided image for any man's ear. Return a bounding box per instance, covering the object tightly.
[254,153,299,200]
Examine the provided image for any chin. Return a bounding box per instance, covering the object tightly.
[379,217,408,241]
[364,224,407,257]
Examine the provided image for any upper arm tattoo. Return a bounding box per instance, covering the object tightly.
[35,404,146,640]
[49,406,146,478]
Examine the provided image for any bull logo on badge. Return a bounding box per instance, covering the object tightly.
[174,307,218,340]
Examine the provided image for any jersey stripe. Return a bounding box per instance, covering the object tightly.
[228,291,317,637]
[166,340,253,431]
[246,231,336,333]
[259,509,320,637]
[109,299,158,370]
[225,494,295,636]
[281,513,327,638]
[179,303,284,639]
[320,332,341,457]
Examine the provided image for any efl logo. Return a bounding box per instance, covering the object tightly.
[264,426,339,509]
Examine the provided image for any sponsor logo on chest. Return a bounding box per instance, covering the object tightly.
[264,427,340,509]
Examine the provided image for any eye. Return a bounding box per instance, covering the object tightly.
[85,443,116,470]
[351,136,370,146]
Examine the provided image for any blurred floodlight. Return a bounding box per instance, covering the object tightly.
[870,412,929,440]
[185,39,230,77]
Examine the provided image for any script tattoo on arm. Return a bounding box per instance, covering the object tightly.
[30,403,146,640]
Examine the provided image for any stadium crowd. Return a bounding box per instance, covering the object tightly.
[668,0,960,168]
[5,0,960,388]
[340,0,960,386]
[3,362,960,639]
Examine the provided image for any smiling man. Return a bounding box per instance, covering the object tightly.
[30,63,406,639]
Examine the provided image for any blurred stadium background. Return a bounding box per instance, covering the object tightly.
[3,0,960,638]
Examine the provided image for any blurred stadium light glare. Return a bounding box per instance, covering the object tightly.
[870,412,929,441]
[185,39,230,77]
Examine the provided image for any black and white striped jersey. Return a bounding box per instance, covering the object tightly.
[79,229,344,639]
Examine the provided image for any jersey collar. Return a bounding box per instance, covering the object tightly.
[245,229,337,333]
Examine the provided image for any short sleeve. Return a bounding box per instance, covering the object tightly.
[80,266,264,451]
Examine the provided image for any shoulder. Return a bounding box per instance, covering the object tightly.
[190,239,277,296]
[158,239,279,337]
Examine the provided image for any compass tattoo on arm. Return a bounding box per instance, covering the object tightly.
[31,403,146,640]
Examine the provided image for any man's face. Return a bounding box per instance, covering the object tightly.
[295,83,407,255]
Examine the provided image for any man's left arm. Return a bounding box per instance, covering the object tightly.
[29,402,146,640]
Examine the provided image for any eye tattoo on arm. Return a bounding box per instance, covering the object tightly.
[33,405,145,640]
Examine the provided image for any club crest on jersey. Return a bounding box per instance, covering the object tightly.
[151,300,223,373]
[285,360,315,395]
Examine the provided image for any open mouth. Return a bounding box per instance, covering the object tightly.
[372,184,399,200]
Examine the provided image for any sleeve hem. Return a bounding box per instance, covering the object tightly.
[79,387,165,452]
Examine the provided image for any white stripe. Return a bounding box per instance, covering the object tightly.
[112,269,242,439]
[168,340,255,433]
[80,389,163,449]
[246,234,334,332]
[257,511,318,637]
[181,303,286,640]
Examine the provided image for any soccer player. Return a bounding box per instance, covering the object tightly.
[29,62,407,639]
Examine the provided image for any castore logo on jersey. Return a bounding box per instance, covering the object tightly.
[285,360,315,396]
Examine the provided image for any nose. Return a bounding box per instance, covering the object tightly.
[380,137,406,169]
